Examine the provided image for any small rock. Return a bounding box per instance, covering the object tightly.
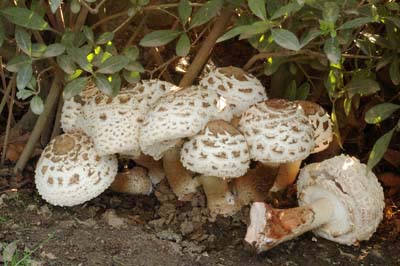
[0,194,8,208]
[311,237,318,242]
[75,218,97,228]
[26,204,37,211]
[148,218,166,228]
[156,230,182,242]
[180,220,194,235]
[40,251,57,260]
[38,205,52,217]
[101,210,126,228]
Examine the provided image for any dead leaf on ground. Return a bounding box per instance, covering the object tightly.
[384,149,400,168]
[5,142,25,162]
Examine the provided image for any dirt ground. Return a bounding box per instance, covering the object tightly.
[0,179,399,266]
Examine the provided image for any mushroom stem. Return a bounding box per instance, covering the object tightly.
[245,198,334,253]
[199,175,241,217]
[163,146,199,201]
[270,160,302,192]
[233,163,272,206]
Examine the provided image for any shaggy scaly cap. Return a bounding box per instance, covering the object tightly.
[35,132,118,206]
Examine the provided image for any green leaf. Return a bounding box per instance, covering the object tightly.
[123,69,141,84]
[42,43,65,57]
[139,30,181,47]
[31,43,48,57]
[94,74,113,95]
[217,25,249,42]
[176,33,191,57]
[368,128,395,170]
[178,0,192,24]
[190,0,224,28]
[389,60,400,85]
[15,28,32,56]
[299,29,321,48]
[271,2,301,20]
[67,46,93,72]
[70,0,81,14]
[83,26,94,43]
[6,55,31,72]
[110,73,122,96]
[343,97,352,116]
[96,32,115,45]
[63,77,88,99]
[57,55,76,74]
[271,29,301,51]
[323,37,340,64]
[284,80,297,101]
[30,96,44,115]
[346,78,380,97]
[239,21,273,39]
[0,7,49,30]
[385,16,400,28]
[339,17,374,30]
[296,82,310,100]
[263,57,284,76]
[16,88,34,100]
[96,56,130,74]
[123,46,139,61]
[16,64,33,90]
[49,0,63,13]
[365,103,400,124]
[386,2,400,11]
[124,61,145,72]
[322,2,339,24]
[248,0,267,21]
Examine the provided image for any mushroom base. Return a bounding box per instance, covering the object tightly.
[200,176,242,217]
[245,198,334,253]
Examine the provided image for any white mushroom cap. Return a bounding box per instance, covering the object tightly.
[126,79,177,111]
[35,132,118,206]
[61,80,100,133]
[199,66,267,116]
[81,90,145,157]
[139,86,232,160]
[239,99,314,164]
[297,154,385,244]
[180,120,250,178]
[296,101,333,153]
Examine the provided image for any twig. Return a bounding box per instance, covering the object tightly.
[112,15,134,34]
[79,0,108,14]
[1,78,16,165]
[50,96,64,139]
[179,9,233,87]
[74,5,89,31]
[14,74,63,174]
[0,74,16,117]
[125,14,148,48]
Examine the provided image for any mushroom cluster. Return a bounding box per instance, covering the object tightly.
[34,66,384,251]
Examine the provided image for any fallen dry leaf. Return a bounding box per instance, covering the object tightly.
[5,142,25,162]
[378,172,400,187]
[384,149,400,168]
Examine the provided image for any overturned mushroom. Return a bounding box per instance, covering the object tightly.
[180,120,250,216]
[239,99,314,192]
[199,66,267,116]
[110,166,153,195]
[35,132,118,206]
[245,154,385,253]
